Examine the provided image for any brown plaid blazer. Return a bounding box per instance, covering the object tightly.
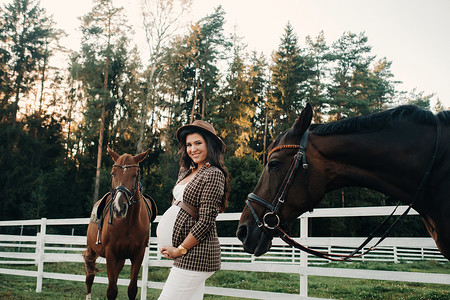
[172,165,225,272]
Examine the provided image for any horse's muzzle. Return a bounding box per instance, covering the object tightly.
[236,222,273,256]
[112,192,129,218]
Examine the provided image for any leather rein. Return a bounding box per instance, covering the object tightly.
[245,118,441,261]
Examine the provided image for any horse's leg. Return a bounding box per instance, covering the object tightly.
[106,255,126,300]
[128,248,146,300]
[83,245,99,300]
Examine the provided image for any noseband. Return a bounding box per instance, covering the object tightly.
[245,130,312,230]
[111,164,142,206]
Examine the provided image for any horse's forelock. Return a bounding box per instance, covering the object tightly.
[116,153,135,165]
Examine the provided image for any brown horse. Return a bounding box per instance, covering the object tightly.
[83,147,157,300]
[237,104,450,260]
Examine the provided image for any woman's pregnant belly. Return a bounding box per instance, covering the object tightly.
[156,205,181,248]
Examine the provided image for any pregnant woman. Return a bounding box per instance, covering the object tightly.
[156,120,230,300]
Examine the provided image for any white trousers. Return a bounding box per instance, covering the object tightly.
[158,266,215,300]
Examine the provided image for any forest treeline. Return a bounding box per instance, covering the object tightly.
[0,0,446,237]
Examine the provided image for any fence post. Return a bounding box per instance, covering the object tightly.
[70,228,74,248]
[393,246,399,263]
[36,218,47,293]
[140,246,150,300]
[299,216,308,298]
[18,225,24,252]
[140,223,151,300]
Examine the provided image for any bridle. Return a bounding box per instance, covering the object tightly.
[96,162,153,242]
[107,164,142,225]
[246,130,312,230]
[111,164,142,206]
[244,117,441,261]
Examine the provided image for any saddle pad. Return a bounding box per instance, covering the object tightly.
[89,192,111,223]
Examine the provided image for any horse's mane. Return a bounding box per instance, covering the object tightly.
[437,110,450,124]
[310,105,448,136]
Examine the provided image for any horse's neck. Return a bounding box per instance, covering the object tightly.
[310,130,430,204]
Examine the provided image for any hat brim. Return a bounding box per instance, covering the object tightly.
[177,124,226,153]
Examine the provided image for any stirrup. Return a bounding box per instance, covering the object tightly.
[95,230,102,244]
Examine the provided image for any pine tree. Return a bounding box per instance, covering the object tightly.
[0,0,61,126]
[247,51,269,162]
[402,88,433,109]
[156,6,229,130]
[365,57,397,112]
[215,33,259,157]
[434,99,447,112]
[189,6,229,123]
[268,22,313,134]
[304,31,330,123]
[327,32,375,120]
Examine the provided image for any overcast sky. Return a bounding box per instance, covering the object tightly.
[39,0,450,109]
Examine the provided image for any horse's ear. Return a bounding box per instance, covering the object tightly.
[134,148,150,163]
[107,146,120,162]
[293,103,313,135]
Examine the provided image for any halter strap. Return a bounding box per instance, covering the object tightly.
[246,130,312,230]
[268,145,299,158]
[112,164,140,169]
[109,163,142,225]
[267,129,309,159]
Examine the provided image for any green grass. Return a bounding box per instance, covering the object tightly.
[0,261,448,299]
[322,259,450,273]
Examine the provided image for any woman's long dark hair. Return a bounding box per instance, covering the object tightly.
[178,128,230,212]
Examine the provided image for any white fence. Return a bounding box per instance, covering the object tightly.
[0,206,448,299]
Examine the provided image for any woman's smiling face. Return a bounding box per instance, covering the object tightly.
[186,133,208,167]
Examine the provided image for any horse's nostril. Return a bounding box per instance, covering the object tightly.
[236,225,247,242]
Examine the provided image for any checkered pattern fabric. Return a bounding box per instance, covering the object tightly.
[172,165,224,272]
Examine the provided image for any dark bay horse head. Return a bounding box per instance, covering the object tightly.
[238,103,450,260]
[108,147,150,219]
[237,104,321,256]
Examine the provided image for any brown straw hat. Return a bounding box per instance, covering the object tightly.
[177,120,226,152]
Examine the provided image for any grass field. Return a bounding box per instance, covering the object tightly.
[0,261,448,299]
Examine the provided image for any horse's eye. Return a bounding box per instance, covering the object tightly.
[268,160,282,172]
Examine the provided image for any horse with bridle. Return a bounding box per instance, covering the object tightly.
[84,147,157,299]
[237,103,450,261]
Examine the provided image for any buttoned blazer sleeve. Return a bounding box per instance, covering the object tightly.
[189,168,224,241]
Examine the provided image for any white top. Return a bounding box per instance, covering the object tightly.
[156,183,187,248]
[172,183,186,202]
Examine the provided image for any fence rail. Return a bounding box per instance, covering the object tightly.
[0,206,448,299]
